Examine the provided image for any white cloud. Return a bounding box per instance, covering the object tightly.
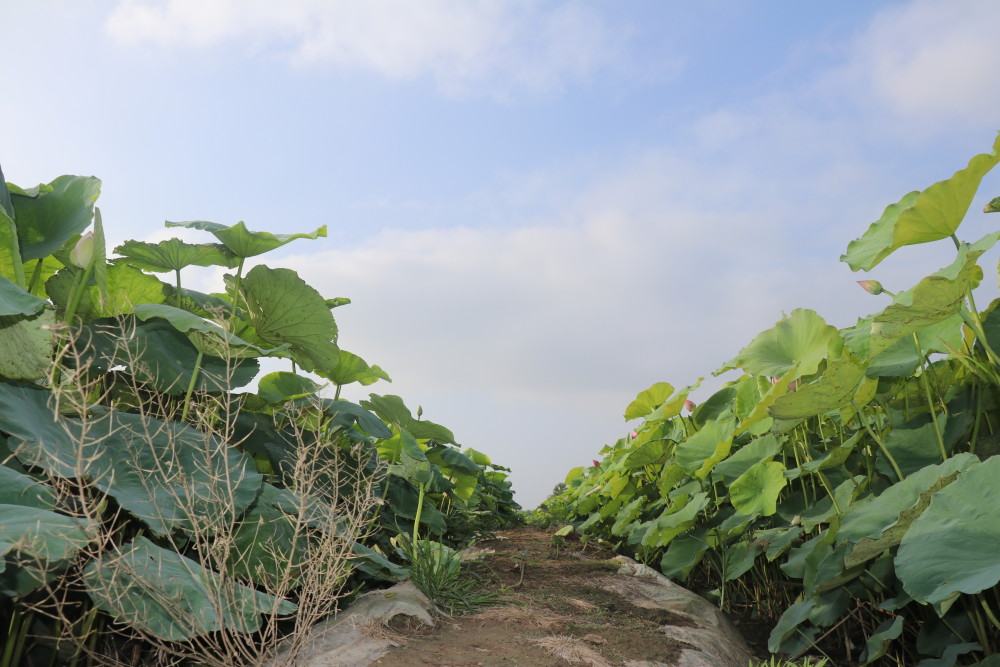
[843,0,1000,126]
[104,0,663,96]
[265,144,904,506]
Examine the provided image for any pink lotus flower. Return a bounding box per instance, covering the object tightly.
[857,280,884,295]
[592,460,600,467]
[630,431,638,439]
[684,399,695,412]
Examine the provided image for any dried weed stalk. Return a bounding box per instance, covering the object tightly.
[11,317,384,666]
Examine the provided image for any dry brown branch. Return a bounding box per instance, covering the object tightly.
[11,315,384,666]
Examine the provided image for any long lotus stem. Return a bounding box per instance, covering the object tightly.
[27,258,43,294]
[913,335,948,461]
[64,261,95,324]
[181,349,204,421]
[853,401,904,481]
[412,481,426,559]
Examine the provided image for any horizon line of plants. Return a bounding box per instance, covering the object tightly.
[546,134,1000,666]
[0,162,519,665]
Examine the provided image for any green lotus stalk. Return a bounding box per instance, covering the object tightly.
[64,231,96,324]
[979,594,1000,632]
[229,257,246,319]
[411,480,427,560]
[181,349,205,421]
[852,401,904,481]
[1,606,30,667]
[174,268,182,306]
[912,335,948,461]
[950,235,1000,373]
[26,258,44,295]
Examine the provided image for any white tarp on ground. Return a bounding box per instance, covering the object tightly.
[264,556,753,667]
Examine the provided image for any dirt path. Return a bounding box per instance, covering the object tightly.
[370,527,759,666]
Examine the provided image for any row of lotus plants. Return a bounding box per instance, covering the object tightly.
[0,164,519,666]
[549,135,1000,665]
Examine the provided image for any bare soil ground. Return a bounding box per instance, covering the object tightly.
[371,527,761,666]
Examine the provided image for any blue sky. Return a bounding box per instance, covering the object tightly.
[3,1,1000,507]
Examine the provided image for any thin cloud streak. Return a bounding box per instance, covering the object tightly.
[105,0,675,97]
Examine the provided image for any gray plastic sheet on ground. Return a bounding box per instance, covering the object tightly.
[263,580,434,667]
[609,556,755,667]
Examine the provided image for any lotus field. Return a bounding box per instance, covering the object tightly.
[543,135,1000,665]
[0,164,519,666]
[4,133,1000,666]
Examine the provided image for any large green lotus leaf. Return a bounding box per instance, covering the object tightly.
[0,382,90,478]
[9,175,102,262]
[12,409,263,538]
[720,309,842,380]
[768,350,866,420]
[257,371,323,404]
[735,368,797,436]
[866,313,964,378]
[640,492,709,548]
[426,445,480,501]
[659,527,712,578]
[859,616,905,664]
[0,275,46,316]
[842,468,955,570]
[114,238,239,272]
[315,398,393,441]
[897,455,1000,610]
[768,599,816,654]
[84,536,295,641]
[362,394,456,444]
[623,440,668,469]
[425,444,479,474]
[798,431,862,474]
[868,232,1000,356]
[676,417,735,476]
[319,349,391,387]
[226,483,313,588]
[232,265,339,373]
[722,540,766,581]
[166,220,326,258]
[116,317,259,395]
[842,134,1000,271]
[0,165,14,218]
[624,382,673,421]
[712,434,780,480]
[0,465,56,508]
[132,303,269,359]
[0,504,97,596]
[162,285,236,320]
[880,417,950,479]
[383,477,448,535]
[729,461,787,518]
[47,263,166,321]
[0,309,55,381]
[0,206,24,286]
[733,376,769,421]
[610,497,646,537]
[838,453,978,545]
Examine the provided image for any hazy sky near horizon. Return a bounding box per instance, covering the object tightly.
[3,1,1000,507]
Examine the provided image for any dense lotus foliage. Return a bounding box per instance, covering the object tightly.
[547,135,1000,665]
[0,163,519,665]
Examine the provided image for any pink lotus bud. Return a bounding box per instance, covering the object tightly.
[630,431,638,439]
[592,460,600,467]
[684,399,695,412]
[857,280,884,295]
[69,232,95,269]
